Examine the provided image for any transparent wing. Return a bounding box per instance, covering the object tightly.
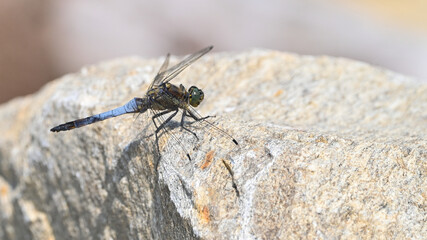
[186,106,238,146]
[157,46,213,86]
[149,107,237,163]
[149,53,170,91]
[149,108,193,161]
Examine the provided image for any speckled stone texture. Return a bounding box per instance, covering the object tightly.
[0,50,425,239]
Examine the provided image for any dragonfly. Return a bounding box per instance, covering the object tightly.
[50,46,238,161]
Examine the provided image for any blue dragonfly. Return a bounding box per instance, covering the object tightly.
[51,46,238,161]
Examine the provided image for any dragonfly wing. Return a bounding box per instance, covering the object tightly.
[149,53,171,90]
[159,46,213,85]
[186,106,238,146]
[149,108,192,161]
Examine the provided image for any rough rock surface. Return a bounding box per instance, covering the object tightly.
[0,50,426,239]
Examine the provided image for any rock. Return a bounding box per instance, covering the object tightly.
[0,49,426,239]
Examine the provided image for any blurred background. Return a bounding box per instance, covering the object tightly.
[1,0,426,104]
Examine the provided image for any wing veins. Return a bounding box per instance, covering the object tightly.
[157,46,213,86]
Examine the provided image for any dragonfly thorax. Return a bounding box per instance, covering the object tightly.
[188,86,204,107]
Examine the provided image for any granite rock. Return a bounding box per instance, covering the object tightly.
[0,50,426,239]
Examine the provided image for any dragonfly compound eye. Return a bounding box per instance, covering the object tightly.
[189,86,204,107]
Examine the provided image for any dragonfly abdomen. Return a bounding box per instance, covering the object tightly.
[50,97,147,132]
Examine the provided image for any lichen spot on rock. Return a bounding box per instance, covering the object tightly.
[201,150,215,170]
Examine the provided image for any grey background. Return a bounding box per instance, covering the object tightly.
[1,0,426,104]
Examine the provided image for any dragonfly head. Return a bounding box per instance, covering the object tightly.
[188,86,204,107]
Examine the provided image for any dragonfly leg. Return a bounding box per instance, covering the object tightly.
[153,109,178,134]
[151,109,175,129]
[180,110,199,140]
[151,109,178,169]
[186,110,213,122]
